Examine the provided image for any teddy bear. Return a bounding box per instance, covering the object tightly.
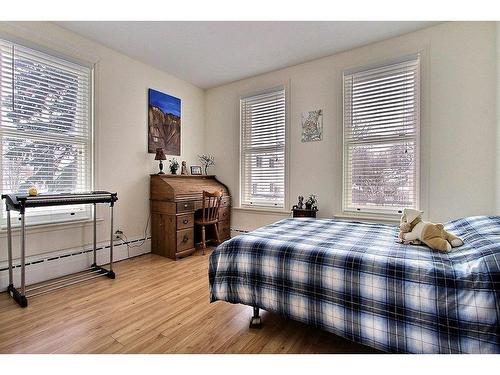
[399,208,464,252]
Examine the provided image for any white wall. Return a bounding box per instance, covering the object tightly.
[497,22,500,214]
[206,22,498,232]
[0,21,498,264]
[0,22,206,262]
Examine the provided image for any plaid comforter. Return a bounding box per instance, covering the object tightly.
[209,216,500,353]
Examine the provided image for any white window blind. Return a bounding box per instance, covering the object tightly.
[343,55,419,215]
[0,39,93,225]
[240,87,286,208]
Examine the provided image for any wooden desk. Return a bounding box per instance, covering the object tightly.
[150,175,231,259]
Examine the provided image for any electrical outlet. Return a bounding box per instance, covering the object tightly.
[114,230,123,240]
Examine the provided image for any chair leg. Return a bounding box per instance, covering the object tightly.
[201,225,206,255]
[214,222,220,245]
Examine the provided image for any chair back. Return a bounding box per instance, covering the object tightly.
[202,190,222,222]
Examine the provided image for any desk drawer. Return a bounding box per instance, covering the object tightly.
[194,196,230,211]
[177,213,194,229]
[177,228,194,252]
[177,201,194,213]
[218,207,230,221]
[151,201,176,214]
[218,220,230,241]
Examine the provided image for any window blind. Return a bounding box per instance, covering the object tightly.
[0,39,92,224]
[343,55,419,215]
[240,88,286,208]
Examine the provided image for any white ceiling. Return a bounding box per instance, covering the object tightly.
[55,21,438,89]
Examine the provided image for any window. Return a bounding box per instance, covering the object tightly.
[0,39,93,225]
[343,55,420,215]
[240,87,286,209]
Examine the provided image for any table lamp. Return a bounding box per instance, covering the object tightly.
[154,148,166,174]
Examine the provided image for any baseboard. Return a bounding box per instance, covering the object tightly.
[0,236,151,291]
[230,228,248,237]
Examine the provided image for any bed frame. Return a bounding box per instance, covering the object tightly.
[249,306,262,328]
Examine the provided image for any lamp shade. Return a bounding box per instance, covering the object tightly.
[154,148,166,160]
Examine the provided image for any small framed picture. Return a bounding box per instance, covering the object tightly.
[190,165,202,175]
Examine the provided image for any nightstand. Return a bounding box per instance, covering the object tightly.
[292,208,317,218]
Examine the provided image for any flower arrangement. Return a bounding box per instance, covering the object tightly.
[198,154,215,175]
[169,158,179,174]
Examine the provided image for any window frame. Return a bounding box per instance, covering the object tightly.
[238,84,289,212]
[342,54,421,218]
[0,38,95,228]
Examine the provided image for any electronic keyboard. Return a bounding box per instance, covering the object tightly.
[1,191,118,211]
[2,190,118,307]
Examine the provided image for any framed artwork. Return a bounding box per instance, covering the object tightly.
[190,165,202,175]
[301,109,323,142]
[148,88,181,155]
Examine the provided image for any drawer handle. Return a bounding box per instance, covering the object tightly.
[183,219,189,224]
[182,235,189,243]
[184,204,188,208]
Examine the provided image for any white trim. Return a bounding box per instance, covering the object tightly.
[333,212,400,224]
[414,53,421,213]
[232,206,290,216]
[238,82,290,210]
[341,53,421,216]
[343,53,421,76]
[418,45,431,218]
[89,64,96,192]
[240,85,285,100]
[0,35,96,227]
[284,79,291,210]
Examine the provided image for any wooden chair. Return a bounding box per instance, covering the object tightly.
[195,190,222,255]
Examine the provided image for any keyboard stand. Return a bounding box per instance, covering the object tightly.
[2,192,118,307]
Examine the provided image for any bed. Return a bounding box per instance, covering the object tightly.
[208,215,500,353]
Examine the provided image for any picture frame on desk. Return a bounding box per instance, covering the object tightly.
[190,166,202,175]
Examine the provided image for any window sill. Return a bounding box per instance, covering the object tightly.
[233,207,290,216]
[334,212,400,225]
[0,217,103,237]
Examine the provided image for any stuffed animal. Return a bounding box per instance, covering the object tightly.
[399,208,464,252]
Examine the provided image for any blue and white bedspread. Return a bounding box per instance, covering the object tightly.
[208,216,500,353]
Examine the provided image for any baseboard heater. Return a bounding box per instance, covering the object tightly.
[0,236,151,273]
[230,228,249,234]
[0,235,151,295]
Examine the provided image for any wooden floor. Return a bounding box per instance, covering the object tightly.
[0,250,379,354]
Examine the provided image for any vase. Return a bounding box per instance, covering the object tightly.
[305,203,312,210]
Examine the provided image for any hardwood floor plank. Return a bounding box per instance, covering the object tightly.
[0,251,379,354]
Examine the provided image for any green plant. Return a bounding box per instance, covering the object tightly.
[169,158,179,174]
[306,194,318,209]
[198,154,215,175]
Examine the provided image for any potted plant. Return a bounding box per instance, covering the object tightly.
[169,158,179,175]
[198,154,215,175]
[305,194,317,210]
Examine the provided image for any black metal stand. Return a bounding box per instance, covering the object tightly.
[7,284,27,308]
[1,192,118,308]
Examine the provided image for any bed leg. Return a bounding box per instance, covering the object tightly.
[249,306,262,329]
